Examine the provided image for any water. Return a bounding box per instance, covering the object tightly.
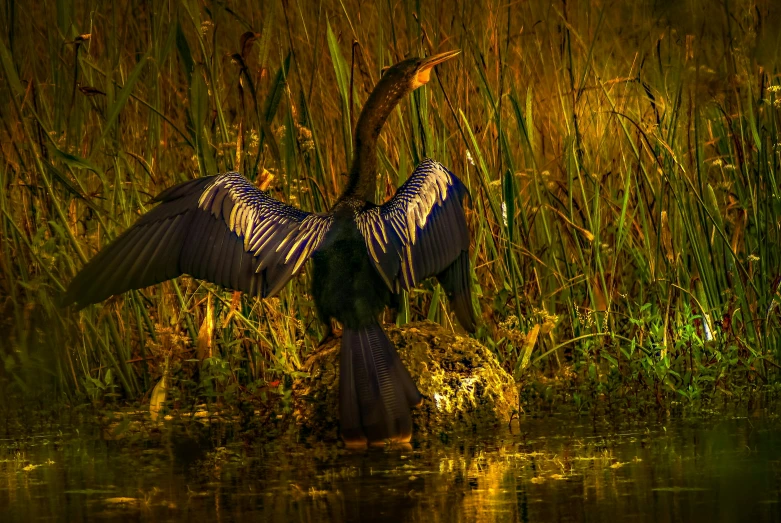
[2,412,780,522]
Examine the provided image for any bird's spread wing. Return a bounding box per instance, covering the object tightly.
[356,159,477,330]
[63,173,332,308]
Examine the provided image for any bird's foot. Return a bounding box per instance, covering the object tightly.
[317,324,343,347]
[317,331,336,348]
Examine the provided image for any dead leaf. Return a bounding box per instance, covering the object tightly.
[547,205,595,242]
[78,85,105,97]
[661,210,674,262]
[240,31,260,58]
[730,209,745,255]
[258,169,274,190]
[517,324,540,374]
[149,375,167,421]
[235,121,243,168]
[196,294,214,361]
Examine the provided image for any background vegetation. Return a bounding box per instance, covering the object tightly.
[2,0,781,415]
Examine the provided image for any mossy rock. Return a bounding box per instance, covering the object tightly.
[292,320,519,442]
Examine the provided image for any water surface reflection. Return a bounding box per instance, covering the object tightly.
[2,413,780,522]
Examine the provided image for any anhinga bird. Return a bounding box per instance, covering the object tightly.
[63,50,476,446]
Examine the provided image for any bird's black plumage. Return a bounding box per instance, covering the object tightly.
[64,50,475,446]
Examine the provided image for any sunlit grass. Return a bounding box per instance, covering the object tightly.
[1,0,781,410]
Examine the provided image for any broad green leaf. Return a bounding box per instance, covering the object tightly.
[326,20,352,159]
[176,21,194,85]
[51,147,102,174]
[0,37,24,97]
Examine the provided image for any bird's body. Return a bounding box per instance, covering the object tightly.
[64,50,474,446]
[312,201,392,330]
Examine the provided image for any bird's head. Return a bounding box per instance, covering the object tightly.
[383,49,461,90]
[376,50,461,97]
[360,50,460,120]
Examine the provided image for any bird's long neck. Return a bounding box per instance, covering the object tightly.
[340,80,407,204]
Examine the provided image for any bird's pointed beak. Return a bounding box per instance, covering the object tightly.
[412,49,460,88]
[420,49,462,70]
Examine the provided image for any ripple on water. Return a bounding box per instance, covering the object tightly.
[2,412,781,522]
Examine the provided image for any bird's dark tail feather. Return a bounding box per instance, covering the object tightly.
[437,250,477,332]
[340,322,421,446]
